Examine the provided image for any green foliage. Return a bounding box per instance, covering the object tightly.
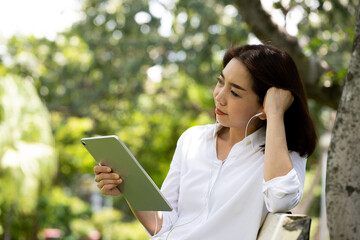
[51,113,96,186]
[294,0,357,85]
[37,187,91,235]
[35,188,147,240]
[0,75,57,238]
[92,208,148,240]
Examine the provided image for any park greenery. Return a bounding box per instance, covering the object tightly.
[0,0,358,239]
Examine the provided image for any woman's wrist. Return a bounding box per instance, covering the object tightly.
[265,111,285,122]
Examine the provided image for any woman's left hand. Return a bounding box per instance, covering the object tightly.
[263,87,294,118]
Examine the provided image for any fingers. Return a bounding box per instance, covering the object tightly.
[97,178,123,189]
[95,172,123,196]
[94,172,119,182]
[94,164,123,195]
[93,165,111,174]
[100,184,120,195]
[263,87,294,115]
[280,89,294,110]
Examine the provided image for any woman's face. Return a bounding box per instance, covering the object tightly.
[213,58,263,132]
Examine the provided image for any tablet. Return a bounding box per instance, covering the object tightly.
[81,135,172,211]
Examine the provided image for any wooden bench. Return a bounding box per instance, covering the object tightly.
[257,213,311,240]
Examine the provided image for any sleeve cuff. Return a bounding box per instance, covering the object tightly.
[263,168,300,198]
[262,169,302,212]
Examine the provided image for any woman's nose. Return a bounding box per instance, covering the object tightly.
[215,89,226,106]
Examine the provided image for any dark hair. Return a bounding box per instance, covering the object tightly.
[223,44,317,157]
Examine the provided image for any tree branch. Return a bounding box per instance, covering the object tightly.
[232,0,342,109]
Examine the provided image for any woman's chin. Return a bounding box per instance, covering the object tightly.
[216,118,227,126]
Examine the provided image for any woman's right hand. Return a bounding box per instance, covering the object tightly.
[94,164,123,196]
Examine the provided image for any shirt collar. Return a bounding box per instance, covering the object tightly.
[213,123,266,150]
[213,122,223,138]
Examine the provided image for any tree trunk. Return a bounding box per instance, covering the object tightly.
[326,4,360,240]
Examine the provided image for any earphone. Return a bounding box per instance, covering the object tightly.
[245,112,264,139]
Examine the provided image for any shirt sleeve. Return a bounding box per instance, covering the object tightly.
[262,151,307,213]
[147,130,189,237]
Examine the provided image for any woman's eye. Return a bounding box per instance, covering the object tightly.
[216,77,223,84]
[231,90,239,97]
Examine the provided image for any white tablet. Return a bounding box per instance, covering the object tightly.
[81,135,172,211]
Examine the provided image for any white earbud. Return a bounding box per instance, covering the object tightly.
[254,112,264,117]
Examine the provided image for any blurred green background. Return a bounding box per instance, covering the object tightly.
[0,0,357,239]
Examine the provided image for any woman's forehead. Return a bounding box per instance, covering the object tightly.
[222,58,253,89]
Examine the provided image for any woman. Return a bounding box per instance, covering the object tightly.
[94,44,317,239]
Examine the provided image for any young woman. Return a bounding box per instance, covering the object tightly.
[94,44,317,239]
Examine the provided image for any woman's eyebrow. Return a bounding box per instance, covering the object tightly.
[220,71,247,91]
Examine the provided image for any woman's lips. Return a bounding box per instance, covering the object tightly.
[215,108,227,115]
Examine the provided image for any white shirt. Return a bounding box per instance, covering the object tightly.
[151,123,306,240]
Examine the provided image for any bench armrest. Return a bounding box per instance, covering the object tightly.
[257,213,311,240]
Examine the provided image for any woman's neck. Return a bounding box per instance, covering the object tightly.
[218,122,264,146]
[218,127,244,146]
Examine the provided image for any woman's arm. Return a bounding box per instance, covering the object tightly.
[94,165,162,235]
[261,87,307,212]
[127,203,163,236]
[262,87,294,181]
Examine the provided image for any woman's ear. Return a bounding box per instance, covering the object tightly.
[257,106,266,120]
[258,113,266,120]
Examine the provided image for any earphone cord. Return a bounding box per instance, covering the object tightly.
[245,113,263,139]
[152,211,158,238]
[165,160,215,240]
